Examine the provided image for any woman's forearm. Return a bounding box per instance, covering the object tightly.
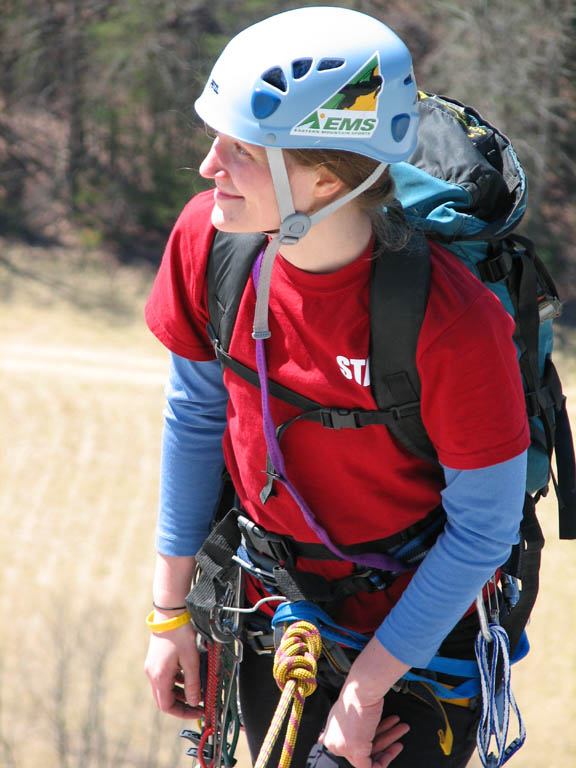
[156,354,228,556]
[152,552,197,612]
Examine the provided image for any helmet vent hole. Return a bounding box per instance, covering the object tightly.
[262,67,288,93]
[404,74,414,85]
[391,113,411,142]
[317,58,345,72]
[292,58,313,80]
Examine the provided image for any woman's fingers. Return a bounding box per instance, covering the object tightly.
[371,716,410,761]
[371,741,405,768]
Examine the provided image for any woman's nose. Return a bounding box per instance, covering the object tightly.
[199,140,227,180]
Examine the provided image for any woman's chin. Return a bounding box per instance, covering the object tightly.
[210,206,239,232]
[210,206,271,235]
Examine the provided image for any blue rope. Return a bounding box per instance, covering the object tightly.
[475,623,526,767]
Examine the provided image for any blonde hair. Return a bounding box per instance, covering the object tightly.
[285,147,409,252]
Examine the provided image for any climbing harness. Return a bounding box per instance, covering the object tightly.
[184,487,530,767]
[254,621,322,768]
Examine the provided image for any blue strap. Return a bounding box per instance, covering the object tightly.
[403,630,529,701]
[270,601,529,708]
[402,670,481,700]
[271,601,370,651]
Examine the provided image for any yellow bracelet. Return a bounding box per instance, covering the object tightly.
[146,610,191,633]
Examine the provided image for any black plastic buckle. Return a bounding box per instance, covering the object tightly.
[477,250,514,283]
[351,567,395,592]
[180,729,213,761]
[365,569,395,590]
[319,408,360,429]
[244,628,275,655]
[237,515,296,566]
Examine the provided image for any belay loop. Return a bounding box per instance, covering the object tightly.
[255,621,322,768]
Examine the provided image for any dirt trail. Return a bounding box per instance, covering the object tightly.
[1,342,168,383]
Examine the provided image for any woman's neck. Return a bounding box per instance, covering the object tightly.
[278,203,373,273]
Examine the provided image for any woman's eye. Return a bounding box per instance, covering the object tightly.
[234,142,250,157]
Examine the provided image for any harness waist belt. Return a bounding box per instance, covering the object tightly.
[236,505,446,569]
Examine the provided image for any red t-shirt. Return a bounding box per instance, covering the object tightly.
[146,190,529,633]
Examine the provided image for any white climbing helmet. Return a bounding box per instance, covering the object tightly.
[196,7,420,340]
[194,6,419,164]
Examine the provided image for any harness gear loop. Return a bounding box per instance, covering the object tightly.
[255,621,322,768]
[416,682,454,756]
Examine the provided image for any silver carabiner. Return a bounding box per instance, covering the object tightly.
[476,593,493,643]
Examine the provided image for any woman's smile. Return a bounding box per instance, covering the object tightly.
[214,187,243,202]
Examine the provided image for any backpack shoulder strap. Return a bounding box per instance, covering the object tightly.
[206,229,323,411]
[206,229,267,350]
[369,231,437,462]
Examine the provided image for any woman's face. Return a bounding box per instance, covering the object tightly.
[199,133,319,233]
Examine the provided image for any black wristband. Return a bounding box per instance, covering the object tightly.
[152,600,187,611]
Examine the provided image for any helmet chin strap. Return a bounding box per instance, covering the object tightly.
[252,146,388,339]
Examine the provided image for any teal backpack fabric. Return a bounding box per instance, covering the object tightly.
[390,93,573,520]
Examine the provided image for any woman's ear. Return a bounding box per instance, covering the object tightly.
[313,163,346,201]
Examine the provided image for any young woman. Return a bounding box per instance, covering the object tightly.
[144,7,529,767]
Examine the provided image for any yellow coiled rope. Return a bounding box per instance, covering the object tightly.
[255,621,322,768]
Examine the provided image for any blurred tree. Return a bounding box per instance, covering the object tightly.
[0,0,574,285]
[412,0,576,273]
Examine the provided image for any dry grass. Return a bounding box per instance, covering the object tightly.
[1,239,575,767]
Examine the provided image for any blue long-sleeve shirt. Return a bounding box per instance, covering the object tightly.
[156,353,526,667]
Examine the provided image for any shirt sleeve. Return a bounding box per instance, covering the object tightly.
[156,353,229,556]
[374,450,527,667]
[145,191,217,360]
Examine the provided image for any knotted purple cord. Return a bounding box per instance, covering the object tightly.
[251,253,409,573]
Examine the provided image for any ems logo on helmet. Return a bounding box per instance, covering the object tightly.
[291,53,382,138]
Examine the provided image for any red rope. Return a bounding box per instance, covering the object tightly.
[198,641,222,768]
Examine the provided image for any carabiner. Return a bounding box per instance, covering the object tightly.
[475,593,493,643]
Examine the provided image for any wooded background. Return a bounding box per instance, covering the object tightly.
[1,0,575,300]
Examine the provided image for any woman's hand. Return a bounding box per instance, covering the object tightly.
[319,637,410,767]
[145,619,204,719]
[146,553,201,717]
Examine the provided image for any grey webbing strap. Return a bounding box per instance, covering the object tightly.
[308,162,388,226]
[266,146,295,223]
[253,147,389,339]
[252,236,279,339]
[253,148,311,339]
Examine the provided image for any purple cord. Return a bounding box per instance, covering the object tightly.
[251,254,409,573]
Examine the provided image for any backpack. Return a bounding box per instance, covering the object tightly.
[204,92,576,652]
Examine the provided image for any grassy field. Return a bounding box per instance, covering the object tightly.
[1,238,575,767]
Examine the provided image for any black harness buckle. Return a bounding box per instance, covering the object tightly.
[319,408,361,429]
[237,515,297,567]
